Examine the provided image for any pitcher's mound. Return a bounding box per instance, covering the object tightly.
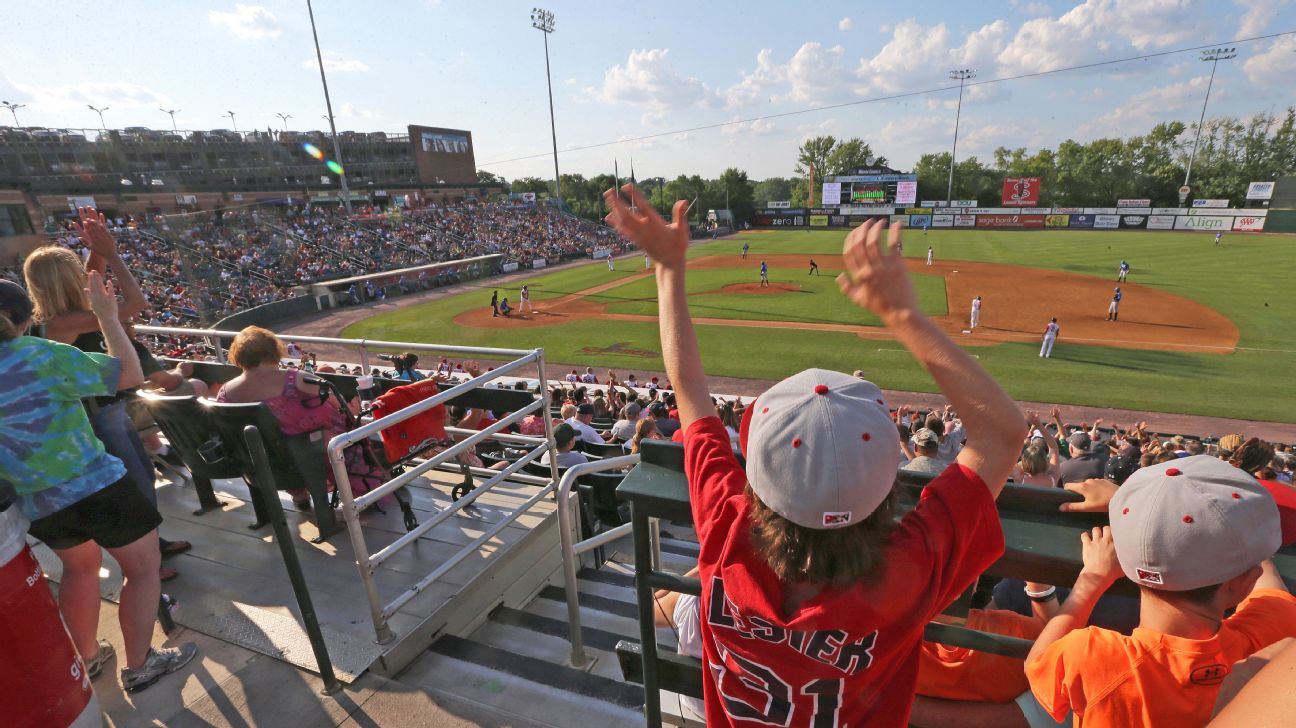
[721,282,802,294]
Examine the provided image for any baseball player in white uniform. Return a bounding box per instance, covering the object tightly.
[607,255,615,271]
[926,246,934,266]
[1107,287,1122,321]
[519,284,533,314]
[1040,317,1060,358]
[970,295,982,330]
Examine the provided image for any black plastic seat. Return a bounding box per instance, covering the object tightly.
[136,391,239,515]
[204,400,341,542]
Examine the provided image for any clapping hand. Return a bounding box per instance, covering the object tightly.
[85,270,119,323]
[72,206,117,258]
[603,184,689,267]
[836,219,918,323]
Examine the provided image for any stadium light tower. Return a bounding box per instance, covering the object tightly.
[88,104,109,130]
[1181,47,1236,203]
[530,7,561,200]
[307,0,352,215]
[945,69,976,206]
[159,108,180,132]
[276,112,293,130]
[223,110,239,132]
[2,101,25,126]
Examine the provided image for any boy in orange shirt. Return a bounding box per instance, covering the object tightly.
[1026,456,1296,727]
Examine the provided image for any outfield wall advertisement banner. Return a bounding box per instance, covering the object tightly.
[1174,215,1231,231]
[1052,207,1084,214]
[1117,199,1151,207]
[1045,214,1070,227]
[1094,215,1120,229]
[909,214,932,228]
[1246,181,1276,200]
[809,215,829,227]
[1147,215,1177,229]
[954,215,976,227]
[820,183,842,206]
[1119,215,1147,229]
[767,201,792,208]
[932,214,954,227]
[1233,216,1266,231]
[975,214,1045,228]
[1068,214,1095,228]
[1002,177,1042,206]
[1191,199,1230,208]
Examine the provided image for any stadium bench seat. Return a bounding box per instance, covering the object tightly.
[137,391,242,515]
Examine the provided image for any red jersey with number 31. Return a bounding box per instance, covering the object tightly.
[684,416,1005,727]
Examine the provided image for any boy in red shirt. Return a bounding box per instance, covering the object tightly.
[1026,456,1296,727]
[604,186,1025,727]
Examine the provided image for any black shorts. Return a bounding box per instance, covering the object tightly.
[28,476,163,551]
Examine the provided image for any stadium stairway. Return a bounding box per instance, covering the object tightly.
[392,530,702,727]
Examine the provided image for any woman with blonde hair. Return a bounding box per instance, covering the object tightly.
[1010,410,1062,487]
[0,275,197,691]
[25,208,192,574]
[627,417,662,454]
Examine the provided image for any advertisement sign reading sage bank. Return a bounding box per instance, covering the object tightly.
[408,124,477,185]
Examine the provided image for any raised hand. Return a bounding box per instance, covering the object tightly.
[1079,526,1123,585]
[72,206,117,258]
[1025,410,1042,430]
[1059,478,1117,513]
[836,219,917,322]
[603,184,689,267]
[1050,405,1062,420]
[85,269,120,323]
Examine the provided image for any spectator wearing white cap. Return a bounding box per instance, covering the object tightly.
[902,428,949,475]
[605,191,1025,727]
[564,403,604,445]
[1026,456,1296,727]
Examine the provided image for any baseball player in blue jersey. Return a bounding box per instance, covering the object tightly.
[1107,286,1123,321]
[759,260,769,287]
[1117,260,1129,282]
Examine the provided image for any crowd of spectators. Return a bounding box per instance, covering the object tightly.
[2,200,625,330]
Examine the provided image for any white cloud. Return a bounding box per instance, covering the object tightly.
[724,48,785,107]
[336,102,380,120]
[302,53,370,73]
[783,43,850,104]
[720,116,778,136]
[838,17,854,31]
[1242,34,1296,84]
[593,48,721,122]
[1236,0,1289,37]
[855,19,1010,96]
[1079,75,1211,135]
[6,77,174,115]
[1008,0,1052,16]
[208,4,281,40]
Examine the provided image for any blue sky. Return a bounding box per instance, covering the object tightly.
[3,1,1295,181]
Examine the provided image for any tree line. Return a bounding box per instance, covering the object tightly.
[479,107,1295,223]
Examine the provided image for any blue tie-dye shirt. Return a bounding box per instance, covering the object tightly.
[0,335,126,520]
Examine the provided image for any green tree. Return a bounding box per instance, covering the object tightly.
[511,176,550,195]
[753,177,794,206]
[794,135,836,178]
[710,167,756,223]
[476,170,506,185]
[827,137,886,174]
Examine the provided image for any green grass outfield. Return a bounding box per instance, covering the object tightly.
[342,228,1296,423]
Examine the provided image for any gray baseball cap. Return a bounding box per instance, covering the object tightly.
[1110,455,1280,591]
[741,369,900,530]
[913,428,940,447]
[1068,431,1091,451]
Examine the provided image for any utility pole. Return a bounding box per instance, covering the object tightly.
[223,110,238,132]
[2,101,26,126]
[1181,47,1236,204]
[307,0,353,215]
[276,113,293,130]
[159,108,180,132]
[945,69,975,206]
[531,8,561,201]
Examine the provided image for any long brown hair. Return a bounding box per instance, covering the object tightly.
[23,246,89,323]
[745,483,898,587]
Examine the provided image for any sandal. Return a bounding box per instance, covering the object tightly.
[159,538,192,557]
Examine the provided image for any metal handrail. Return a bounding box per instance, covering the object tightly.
[320,346,559,644]
[554,455,641,668]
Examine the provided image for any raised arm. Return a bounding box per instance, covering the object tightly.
[1026,526,1122,665]
[86,270,144,390]
[837,219,1025,495]
[1029,410,1061,470]
[604,185,711,427]
[75,207,149,321]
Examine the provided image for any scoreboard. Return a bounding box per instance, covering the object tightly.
[823,172,917,207]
